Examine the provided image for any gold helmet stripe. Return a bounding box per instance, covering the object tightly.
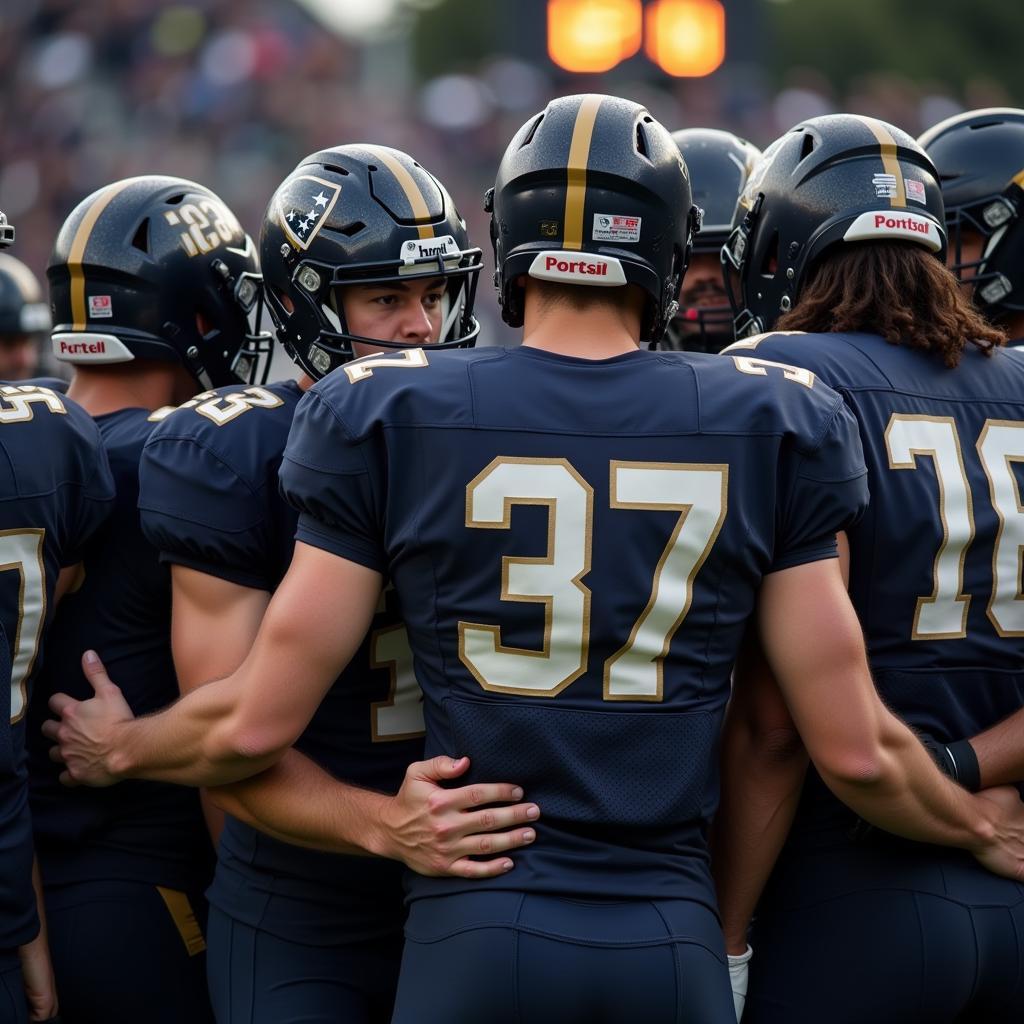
[364,146,435,240]
[563,95,604,251]
[68,180,136,330]
[1012,168,1024,188]
[856,116,907,209]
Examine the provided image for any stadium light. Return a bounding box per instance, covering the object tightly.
[644,0,725,77]
[547,0,643,74]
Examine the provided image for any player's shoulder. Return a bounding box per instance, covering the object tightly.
[144,380,302,472]
[658,345,846,442]
[307,347,491,437]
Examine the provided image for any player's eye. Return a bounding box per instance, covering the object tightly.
[371,294,399,307]
[423,291,444,308]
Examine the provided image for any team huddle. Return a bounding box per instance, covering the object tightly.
[2,93,1024,1024]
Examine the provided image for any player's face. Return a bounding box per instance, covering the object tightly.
[950,225,986,297]
[342,277,445,358]
[0,335,39,380]
[678,253,728,332]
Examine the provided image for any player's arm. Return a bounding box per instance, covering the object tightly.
[760,556,1024,878]
[169,565,271,842]
[968,711,1024,789]
[18,859,58,1022]
[712,630,808,956]
[174,566,538,874]
[47,542,379,787]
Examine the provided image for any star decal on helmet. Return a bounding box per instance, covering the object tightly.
[278,175,341,251]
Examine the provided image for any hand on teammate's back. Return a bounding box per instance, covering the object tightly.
[377,754,540,879]
[970,786,1024,882]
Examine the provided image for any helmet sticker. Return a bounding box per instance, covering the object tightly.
[400,235,459,265]
[873,173,899,199]
[592,214,641,243]
[843,210,943,252]
[528,251,627,285]
[52,332,136,363]
[904,178,927,204]
[88,295,113,318]
[278,175,341,251]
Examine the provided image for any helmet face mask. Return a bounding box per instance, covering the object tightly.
[48,176,272,388]
[261,147,482,381]
[920,108,1024,321]
[490,94,701,347]
[725,117,946,337]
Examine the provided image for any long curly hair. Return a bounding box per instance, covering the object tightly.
[776,242,1006,367]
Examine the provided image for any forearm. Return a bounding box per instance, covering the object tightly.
[819,706,994,851]
[207,748,390,856]
[968,708,1024,789]
[713,721,808,953]
[111,677,280,786]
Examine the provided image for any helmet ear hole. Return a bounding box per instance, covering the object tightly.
[274,289,294,315]
[760,231,779,278]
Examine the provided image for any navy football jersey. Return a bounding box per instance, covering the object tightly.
[0,383,114,948]
[280,345,868,907]
[27,407,211,892]
[139,381,424,945]
[730,332,1024,841]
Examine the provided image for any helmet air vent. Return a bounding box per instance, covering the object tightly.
[131,218,150,253]
[166,193,185,205]
[338,221,366,238]
[636,122,650,159]
[323,164,350,176]
[799,132,816,162]
[520,114,544,148]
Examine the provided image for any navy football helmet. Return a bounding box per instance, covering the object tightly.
[664,128,761,352]
[48,176,270,387]
[260,145,481,381]
[0,254,50,340]
[723,114,946,337]
[488,93,702,346]
[919,108,1024,322]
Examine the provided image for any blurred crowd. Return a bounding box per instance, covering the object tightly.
[1,0,1017,367]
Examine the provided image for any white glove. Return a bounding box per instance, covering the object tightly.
[727,944,753,1022]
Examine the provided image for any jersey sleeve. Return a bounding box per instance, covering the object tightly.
[138,432,280,591]
[279,387,387,573]
[770,398,869,573]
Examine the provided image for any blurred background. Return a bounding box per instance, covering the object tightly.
[1,0,1020,359]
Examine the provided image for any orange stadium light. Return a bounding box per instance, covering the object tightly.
[547,0,643,74]
[644,0,725,77]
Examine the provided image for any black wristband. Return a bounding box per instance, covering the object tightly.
[945,738,982,793]
[919,733,958,780]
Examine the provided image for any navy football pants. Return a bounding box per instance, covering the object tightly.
[0,948,27,1024]
[206,906,403,1024]
[44,879,213,1023]
[391,892,735,1024]
[746,838,1024,1023]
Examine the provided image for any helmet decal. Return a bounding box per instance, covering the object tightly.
[278,175,341,251]
[856,115,909,209]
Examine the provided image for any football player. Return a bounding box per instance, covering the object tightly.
[715,114,1024,1021]
[26,175,270,1023]
[0,207,116,1024]
[919,108,1024,346]
[47,97,1024,1024]
[0,254,50,381]
[135,146,536,1024]
[662,129,761,353]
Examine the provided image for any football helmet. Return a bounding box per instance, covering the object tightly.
[664,128,761,352]
[723,114,946,337]
[919,108,1024,321]
[48,176,270,387]
[260,145,481,380]
[488,93,701,346]
[0,210,13,249]
[0,254,50,339]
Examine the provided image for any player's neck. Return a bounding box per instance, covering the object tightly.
[520,290,642,360]
[67,363,195,416]
[1000,311,1024,344]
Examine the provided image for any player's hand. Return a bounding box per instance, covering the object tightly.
[41,650,135,787]
[18,931,58,1022]
[727,944,753,1021]
[376,755,540,879]
[970,785,1024,881]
